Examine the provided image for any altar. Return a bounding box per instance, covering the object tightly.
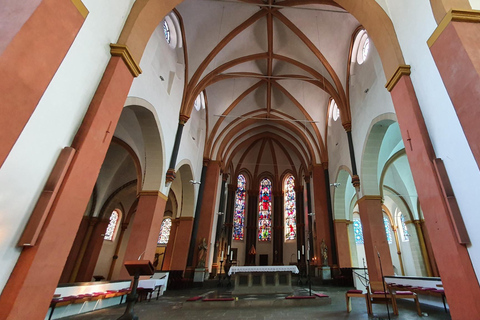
[228,266,299,295]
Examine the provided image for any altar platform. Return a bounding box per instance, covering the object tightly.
[228,265,299,295]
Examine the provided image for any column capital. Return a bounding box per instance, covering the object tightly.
[385,65,411,92]
[109,44,142,77]
[428,9,480,47]
[342,122,352,132]
[138,190,168,201]
[179,114,190,125]
[166,168,176,183]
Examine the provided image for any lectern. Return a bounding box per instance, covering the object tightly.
[117,260,154,320]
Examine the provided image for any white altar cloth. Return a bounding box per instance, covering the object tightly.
[228,265,299,276]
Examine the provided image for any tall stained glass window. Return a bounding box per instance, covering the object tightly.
[400,214,410,242]
[233,174,246,241]
[284,175,296,240]
[104,210,120,241]
[258,178,272,241]
[383,216,393,244]
[353,219,364,244]
[158,218,172,245]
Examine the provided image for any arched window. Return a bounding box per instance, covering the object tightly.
[284,175,296,240]
[353,219,364,244]
[258,178,272,241]
[330,99,340,121]
[104,209,121,241]
[399,214,410,242]
[163,20,171,44]
[383,216,393,244]
[355,30,370,65]
[158,218,172,245]
[194,91,205,111]
[233,174,246,241]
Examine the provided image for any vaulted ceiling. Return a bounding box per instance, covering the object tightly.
[176,0,360,181]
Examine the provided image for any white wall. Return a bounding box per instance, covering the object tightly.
[0,0,135,294]
[382,0,480,282]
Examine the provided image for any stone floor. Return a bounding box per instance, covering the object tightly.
[64,282,451,320]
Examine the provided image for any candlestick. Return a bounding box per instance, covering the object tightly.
[221,250,224,261]
[297,250,300,260]
[227,245,230,254]
[230,251,233,261]
[302,245,304,255]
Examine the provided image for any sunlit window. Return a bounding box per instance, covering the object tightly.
[104,210,120,241]
[158,218,172,245]
[163,20,171,44]
[284,175,296,241]
[384,216,393,244]
[356,30,370,65]
[258,178,272,241]
[399,214,410,242]
[330,99,340,121]
[233,175,246,241]
[194,92,205,111]
[353,219,364,244]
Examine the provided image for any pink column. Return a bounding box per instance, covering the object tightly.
[334,220,351,268]
[429,13,480,169]
[0,0,86,167]
[0,56,134,320]
[312,165,332,265]
[390,72,480,318]
[119,192,167,279]
[169,218,194,271]
[357,196,394,282]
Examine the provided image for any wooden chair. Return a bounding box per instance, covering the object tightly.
[369,281,399,315]
[393,290,422,316]
[345,289,371,314]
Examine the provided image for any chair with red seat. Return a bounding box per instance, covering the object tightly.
[345,289,371,314]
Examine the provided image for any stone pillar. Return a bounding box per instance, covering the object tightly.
[357,196,394,282]
[212,178,227,266]
[119,191,167,279]
[59,216,90,283]
[169,217,194,271]
[415,220,439,277]
[75,219,109,282]
[295,186,306,265]
[162,218,179,271]
[0,53,137,320]
[387,68,480,318]
[0,0,87,168]
[165,116,189,182]
[191,161,220,270]
[312,165,332,266]
[334,220,352,268]
[225,184,235,247]
[429,10,480,170]
[305,177,315,266]
[272,191,284,265]
[245,190,258,265]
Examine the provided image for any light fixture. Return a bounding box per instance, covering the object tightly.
[189,180,201,185]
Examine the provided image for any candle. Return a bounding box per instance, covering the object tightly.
[227,245,230,254]
[221,250,224,261]
[297,250,300,260]
[230,251,233,260]
[302,245,305,255]
[307,249,310,261]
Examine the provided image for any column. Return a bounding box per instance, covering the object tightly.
[119,191,167,279]
[295,186,306,266]
[189,161,220,270]
[312,165,332,266]
[161,219,179,271]
[272,191,284,265]
[245,190,258,265]
[387,69,480,318]
[224,183,235,247]
[428,10,480,169]
[212,177,227,271]
[305,177,315,267]
[413,220,438,277]
[334,220,352,268]
[0,51,137,320]
[0,0,87,168]
[357,196,394,282]
[165,116,189,182]
[169,218,194,270]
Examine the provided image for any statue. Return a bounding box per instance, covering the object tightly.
[321,239,328,266]
[197,238,208,268]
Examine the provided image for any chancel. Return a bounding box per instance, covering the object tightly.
[1,0,480,320]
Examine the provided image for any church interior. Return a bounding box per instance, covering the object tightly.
[1,0,480,319]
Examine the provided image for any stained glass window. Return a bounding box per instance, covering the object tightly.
[384,216,393,244]
[258,178,272,241]
[163,20,171,44]
[233,174,246,241]
[158,218,172,245]
[104,210,120,241]
[284,175,296,240]
[353,219,364,244]
[400,214,410,242]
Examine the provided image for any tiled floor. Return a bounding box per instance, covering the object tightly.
[64,284,451,320]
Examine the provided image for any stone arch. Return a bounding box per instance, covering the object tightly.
[333,167,353,220]
[360,113,398,196]
[122,97,165,191]
[176,160,195,218]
